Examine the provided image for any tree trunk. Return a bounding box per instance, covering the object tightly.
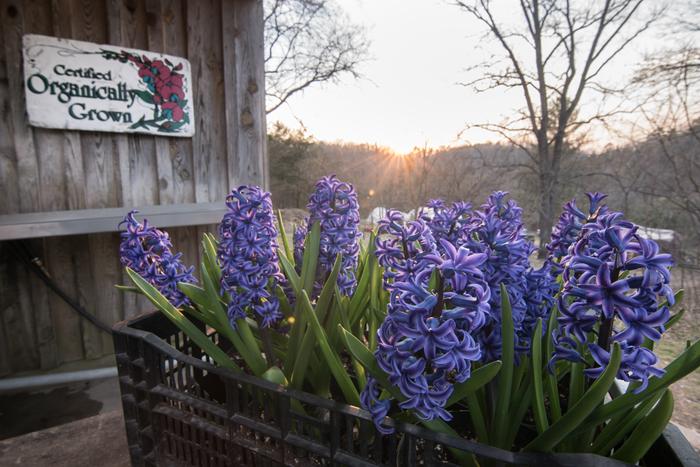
[538,172,555,258]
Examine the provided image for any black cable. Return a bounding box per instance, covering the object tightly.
[10,240,113,335]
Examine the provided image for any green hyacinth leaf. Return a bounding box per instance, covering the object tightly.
[531,318,549,434]
[300,290,360,406]
[524,342,622,452]
[126,267,240,372]
[579,338,700,432]
[446,361,502,407]
[612,389,674,464]
[276,209,294,266]
[291,255,342,389]
[493,283,515,448]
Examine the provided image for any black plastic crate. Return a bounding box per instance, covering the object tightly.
[113,310,698,467]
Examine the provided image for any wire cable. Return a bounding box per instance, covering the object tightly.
[10,240,113,335]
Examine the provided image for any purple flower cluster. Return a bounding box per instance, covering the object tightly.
[422,199,472,249]
[553,206,674,392]
[522,263,559,346]
[463,192,536,360]
[547,192,608,274]
[119,211,195,307]
[295,175,362,295]
[363,210,490,432]
[218,186,284,328]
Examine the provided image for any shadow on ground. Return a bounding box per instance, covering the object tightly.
[0,377,121,439]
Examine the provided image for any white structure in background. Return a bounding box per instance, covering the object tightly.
[366,206,436,225]
[366,207,388,225]
[636,225,677,243]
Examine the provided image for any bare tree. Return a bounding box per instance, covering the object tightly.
[627,0,700,247]
[455,0,660,256]
[404,143,437,211]
[264,0,369,113]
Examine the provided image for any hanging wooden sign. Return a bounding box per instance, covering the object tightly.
[22,34,195,137]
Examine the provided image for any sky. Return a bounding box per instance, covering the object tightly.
[269,0,666,154]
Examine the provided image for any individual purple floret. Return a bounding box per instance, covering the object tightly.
[552,203,674,392]
[296,175,362,295]
[362,210,489,432]
[360,376,393,434]
[218,186,284,329]
[119,210,196,307]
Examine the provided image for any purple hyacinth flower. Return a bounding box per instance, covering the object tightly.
[218,185,284,329]
[296,175,362,296]
[552,198,674,391]
[362,210,488,432]
[119,211,196,307]
[462,192,545,359]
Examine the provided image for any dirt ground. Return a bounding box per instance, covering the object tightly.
[657,266,700,446]
[0,409,129,467]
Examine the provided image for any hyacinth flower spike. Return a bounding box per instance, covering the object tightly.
[360,210,489,433]
[218,185,284,330]
[119,210,196,307]
[294,175,362,296]
[552,196,674,394]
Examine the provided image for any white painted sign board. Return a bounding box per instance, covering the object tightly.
[22,34,194,137]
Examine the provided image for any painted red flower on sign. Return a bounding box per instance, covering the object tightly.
[113,51,190,132]
[162,101,185,122]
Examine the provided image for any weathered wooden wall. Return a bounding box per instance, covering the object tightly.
[0,0,267,375]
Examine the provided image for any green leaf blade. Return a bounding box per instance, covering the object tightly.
[524,342,623,453]
[531,318,549,434]
[493,283,515,448]
[125,268,240,372]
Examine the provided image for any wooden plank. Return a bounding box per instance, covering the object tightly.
[44,236,85,363]
[0,3,19,368]
[1,0,58,370]
[0,243,39,372]
[26,0,65,213]
[0,3,20,216]
[44,0,88,366]
[232,0,267,188]
[105,0,137,329]
[0,315,10,376]
[105,0,134,209]
[1,0,41,214]
[203,0,227,200]
[1,244,40,372]
[70,0,119,356]
[72,236,103,359]
[87,233,123,351]
[0,201,228,240]
[121,0,159,207]
[188,0,222,202]
[162,0,195,204]
[50,0,86,213]
[221,0,238,191]
[145,0,176,205]
[21,239,59,369]
[25,0,62,370]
